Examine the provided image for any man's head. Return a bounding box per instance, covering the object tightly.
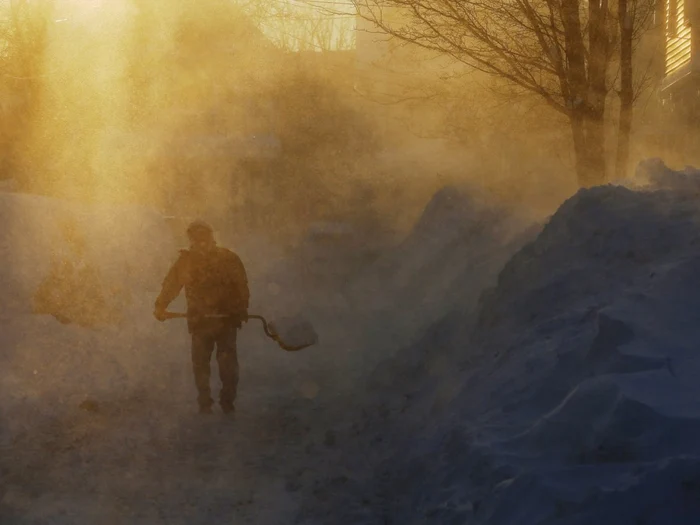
[187,220,216,253]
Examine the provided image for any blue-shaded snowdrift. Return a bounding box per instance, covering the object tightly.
[341,160,700,524]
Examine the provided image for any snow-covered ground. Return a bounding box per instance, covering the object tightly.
[5,158,700,524]
[0,195,324,524]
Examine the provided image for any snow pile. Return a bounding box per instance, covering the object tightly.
[348,185,538,355]
[633,157,700,192]
[254,185,537,399]
[0,192,176,317]
[0,193,185,442]
[303,162,700,524]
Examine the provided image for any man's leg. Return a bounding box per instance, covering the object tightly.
[191,332,215,412]
[215,325,239,414]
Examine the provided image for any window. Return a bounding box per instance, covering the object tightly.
[668,0,678,37]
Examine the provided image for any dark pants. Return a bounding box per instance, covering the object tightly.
[191,325,239,410]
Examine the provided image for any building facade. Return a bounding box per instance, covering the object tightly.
[660,0,700,122]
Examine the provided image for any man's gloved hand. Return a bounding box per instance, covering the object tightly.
[231,311,248,326]
[154,306,167,322]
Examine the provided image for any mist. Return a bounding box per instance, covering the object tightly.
[2,0,700,523]
[1,0,589,235]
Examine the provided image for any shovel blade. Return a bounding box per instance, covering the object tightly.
[268,315,318,351]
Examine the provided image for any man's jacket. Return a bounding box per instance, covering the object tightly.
[155,247,249,333]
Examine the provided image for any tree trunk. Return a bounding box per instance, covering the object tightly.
[616,0,634,180]
[585,0,610,186]
[561,0,608,187]
[570,109,607,187]
[584,113,607,186]
[569,112,588,187]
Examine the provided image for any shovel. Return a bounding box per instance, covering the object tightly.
[164,311,318,352]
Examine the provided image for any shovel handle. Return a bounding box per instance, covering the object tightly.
[163,311,275,335]
[163,311,309,352]
[247,314,277,338]
[163,311,187,320]
[164,311,235,320]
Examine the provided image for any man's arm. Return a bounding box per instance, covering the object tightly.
[154,251,187,320]
[227,252,250,318]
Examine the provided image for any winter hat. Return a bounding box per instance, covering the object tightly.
[186,219,214,241]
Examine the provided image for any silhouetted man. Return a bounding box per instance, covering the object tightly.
[154,220,249,415]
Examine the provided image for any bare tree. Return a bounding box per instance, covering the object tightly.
[614,0,654,180]
[616,0,635,180]
[248,0,356,51]
[354,0,654,186]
